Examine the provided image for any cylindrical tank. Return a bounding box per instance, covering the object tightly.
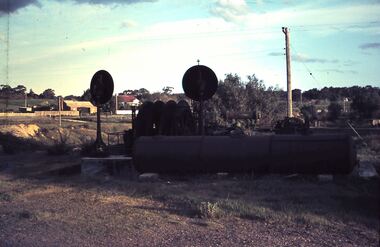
[133,134,356,174]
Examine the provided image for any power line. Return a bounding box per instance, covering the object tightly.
[290,44,321,88]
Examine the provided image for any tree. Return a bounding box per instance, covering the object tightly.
[303,88,320,100]
[204,73,285,127]
[162,86,174,95]
[13,85,26,95]
[217,74,246,113]
[292,89,302,102]
[40,88,55,99]
[301,105,317,121]
[351,91,380,118]
[327,102,343,121]
[27,89,38,99]
[64,95,80,100]
[136,88,151,101]
[81,89,91,101]
[0,84,13,97]
[123,89,136,95]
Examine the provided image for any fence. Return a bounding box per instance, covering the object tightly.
[0,111,79,117]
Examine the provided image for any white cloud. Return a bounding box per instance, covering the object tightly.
[210,0,251,23]
[244,3,380,35]
[292,53,339,64]
[120,19,138,29]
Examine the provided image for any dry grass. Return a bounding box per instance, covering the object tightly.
[0,116,131,153]
[0,118,379,246]
[0,169,378,246]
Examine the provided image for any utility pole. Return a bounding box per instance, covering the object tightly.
[58,96,62,127]
[115,94,118,114]
[282,27,293,118]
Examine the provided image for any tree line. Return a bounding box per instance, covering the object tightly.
[1,77,379,122]
[0,84,56,99]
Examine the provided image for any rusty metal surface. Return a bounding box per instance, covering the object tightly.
[133,134,356,174]
[134,100,196,137]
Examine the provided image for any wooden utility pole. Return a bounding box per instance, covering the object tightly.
[115,94,118,114]
[58,96,62,127]
[282,27,293,118]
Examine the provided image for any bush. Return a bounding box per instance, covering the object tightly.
[301,105,317,121]
[47,143,71,155]
[79,140,97,156]
[351,91,380,118]
[198,201,224,218]
[327,102,343,121]
[47,129,71,155]
[0,133,42,154]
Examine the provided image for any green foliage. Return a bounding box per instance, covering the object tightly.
[121,88,152,102]
[301,105,317,121]
[40,88,56,99]
[27,89,39,99]
[292,89,302,102]
[205,73,285,126]
[198,201,224,218]
[0,84,28,99]
[81,89,92,101]
[162,86,174,95]
[303,85,380,102]
[351,90,380,118]
[327,102,343,121]
[0,192,11,202]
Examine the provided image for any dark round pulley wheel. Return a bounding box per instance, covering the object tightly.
[182,65,218,101]
[90,70,114,106]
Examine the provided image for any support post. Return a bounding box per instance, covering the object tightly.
[58,96,62,127]
[199,99,204,136]
[282,27,293,118]
[115,94,118,114]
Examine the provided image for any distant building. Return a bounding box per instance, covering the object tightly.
[116,95,140,110]
[19,107,33,113]
[113,95,140,115]
[63,100,97,115]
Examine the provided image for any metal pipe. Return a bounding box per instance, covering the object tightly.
[133,134,356,174]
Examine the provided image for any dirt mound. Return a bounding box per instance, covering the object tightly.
[0,124,40,138]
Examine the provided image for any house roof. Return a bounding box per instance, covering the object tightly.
[117,95,138,103]
[64,100,96,108]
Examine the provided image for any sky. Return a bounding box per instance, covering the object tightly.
[0,0,379,96]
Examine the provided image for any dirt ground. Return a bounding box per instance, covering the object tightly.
[0,118,131,149]
[0,152,379,247]
[0,118,379,246]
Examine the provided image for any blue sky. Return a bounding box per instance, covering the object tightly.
[0,0,379,96]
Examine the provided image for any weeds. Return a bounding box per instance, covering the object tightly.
[17,210,34,220]
[366,135,380,153]
[80,140,96,156]
[0,133,42,153]
[198,201,224,218]
[0,192,11,201]
[47,129,71,155]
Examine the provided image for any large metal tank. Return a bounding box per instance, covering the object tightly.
[133,134,356,174]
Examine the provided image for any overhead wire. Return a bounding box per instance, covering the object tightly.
[290,43,321,88]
